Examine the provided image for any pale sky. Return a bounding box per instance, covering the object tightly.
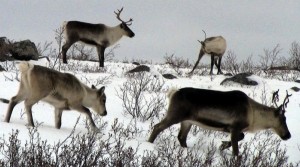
[1,1,300,63]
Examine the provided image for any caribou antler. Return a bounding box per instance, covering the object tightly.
[197,30,207,46]
[272,89,280,107]
[272,89,292,110]
[202,30,207,40]
[283,90,292,109]
[114,7,133,25]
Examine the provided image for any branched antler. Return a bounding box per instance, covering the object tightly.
[272,89,279,107]
[202,30,207,40]
[197,30,207,46]
[272,89,292,110]
[114,7,133,25]
[283,90,292,109]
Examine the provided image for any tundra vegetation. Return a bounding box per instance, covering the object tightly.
[0,30,300,166]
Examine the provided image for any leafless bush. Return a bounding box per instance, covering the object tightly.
[258,44,282,78]
[219,132,295,167]
[240,55,258,74]
[164,54,191,76]
[0,61,18,73]
[58,60,108,73]
[69,43,95,61]
[45,27,65,70]
[223,50,240,75]
[117,72,166,122]
[259,44,282,70]
[0,118,299,166]
[289,42,300,70]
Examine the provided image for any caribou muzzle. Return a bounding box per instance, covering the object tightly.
[281,132,291,140]
[100,110,107,116]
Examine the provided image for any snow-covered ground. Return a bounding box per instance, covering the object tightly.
[0,59,299,164]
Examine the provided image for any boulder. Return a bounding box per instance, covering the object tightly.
[0,37,13,62]
[162,73,177,79]
[220,72,258,86]
[127,65,150,73]
[10,40,39,60]
[0,65,5,71]
[291,87,300,92]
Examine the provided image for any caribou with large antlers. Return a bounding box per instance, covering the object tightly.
[148,88,291,156]
[189,31,226,75]
[62,7,135,67]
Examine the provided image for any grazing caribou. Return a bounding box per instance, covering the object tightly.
[189,31,226,75]
[148,87,291,156]
[62,7,135,67]
[3,62,107,130]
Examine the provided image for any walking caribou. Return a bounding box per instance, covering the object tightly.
[148,87,291,156]
[62,7,135,67]
[189,31,226,75]
[2,62,107,130]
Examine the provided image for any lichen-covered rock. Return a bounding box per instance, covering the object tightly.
[220,72,258,86]
[127,65,150,73]
[0,37,40,61]
[11,40,39,60]
[0,37,13,62]
[162,73,177,79]
[291,87,300,92]
[0,65,5,72]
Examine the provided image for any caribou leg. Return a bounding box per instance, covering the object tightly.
[62,40,76,64]
[177,121,192,147]
[97,46,106,67]
[54,108,63,129]
[220,132,245,153]
[148,117,181,143]
[4,95,24,123]
[210,54,215,75]
[217,55,223,75]
[189,50,205,74]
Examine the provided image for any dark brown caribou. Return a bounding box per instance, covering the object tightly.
[62,7,135,67]
[148,87,291,156]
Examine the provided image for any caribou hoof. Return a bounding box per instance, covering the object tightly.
[219,141,231,151]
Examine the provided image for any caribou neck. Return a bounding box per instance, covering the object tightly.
[82,85,98,107]
[248,99,275,132]
[106,24,124,46]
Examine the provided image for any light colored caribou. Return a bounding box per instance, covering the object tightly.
[3,62,107,130]
[148,87,291,156]
[190,31,226,75]
[62,7,135,67]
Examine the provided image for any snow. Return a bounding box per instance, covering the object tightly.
[0,59,300,163]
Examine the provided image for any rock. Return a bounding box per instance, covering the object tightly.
[0,37,40,61]
[0,37,13,62]
[132,62,140,65]
[127,65,150,73]
[291,87,300,92]
[10,40,39,60]
[162,74,177,79]
[295,80,300,83]
[220,72,258,86]
[0,65,5,71]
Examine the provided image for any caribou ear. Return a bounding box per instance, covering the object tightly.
[91,85,96,89]
[98,86,105,95]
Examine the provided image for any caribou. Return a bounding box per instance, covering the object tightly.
[189,31,226,75]
[2,62,107,130]
[62,7,135,67]
[148,87,291,156]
